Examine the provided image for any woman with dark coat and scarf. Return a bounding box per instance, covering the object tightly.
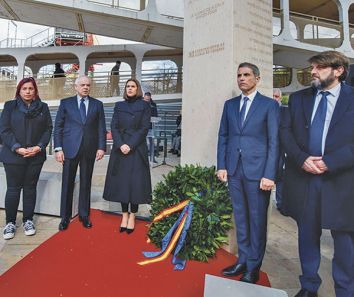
[0,77,53,240]
[103,78,152,234]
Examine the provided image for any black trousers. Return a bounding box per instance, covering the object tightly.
[4,161,44,224]
[60,147,95,219]
[121,203,139,213]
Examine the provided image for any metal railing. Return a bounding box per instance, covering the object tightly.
[0,68,183,102]
[273,8,345,44]
[0,28,56,48]
[87,0,146,11]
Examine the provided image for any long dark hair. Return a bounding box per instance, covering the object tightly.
[123,78,143,100]
[15,77,39,100]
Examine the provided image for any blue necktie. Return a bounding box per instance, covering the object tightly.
[239,97,249,128]
[308,91,329,156]
[80,98,86,123]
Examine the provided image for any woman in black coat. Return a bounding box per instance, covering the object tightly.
[103,78,152,234]
[0,77,53,240]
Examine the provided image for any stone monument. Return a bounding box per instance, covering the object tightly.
[181,0,273,166]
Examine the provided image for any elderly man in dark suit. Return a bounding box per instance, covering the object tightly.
[217,62,279,284]
[54,75,106,230]
[281,51,354,297]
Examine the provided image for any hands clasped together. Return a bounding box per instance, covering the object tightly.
[16,146,41,158]
[120,144,131,155]
[302,156,328,174]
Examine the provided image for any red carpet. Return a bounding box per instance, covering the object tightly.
[0,209,270,297]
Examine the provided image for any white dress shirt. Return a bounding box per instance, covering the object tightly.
[240,90,258,118]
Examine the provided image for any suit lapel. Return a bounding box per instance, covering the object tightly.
[70,96,82,123]
[242,92,261,130]
[86,96,94,121]
[328,84,352,131]
[302,87,316,127]
[230,96,241,131]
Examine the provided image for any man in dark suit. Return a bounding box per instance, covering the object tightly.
[273,88,286,213]
[54,75,106,230]
[280,51,354,297]
[143,91,158,163]
[217,62,279,284]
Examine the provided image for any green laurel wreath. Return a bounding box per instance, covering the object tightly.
[148,164,233,262]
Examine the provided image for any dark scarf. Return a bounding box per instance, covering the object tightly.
[16,96,44,119]
[126,95,143,103]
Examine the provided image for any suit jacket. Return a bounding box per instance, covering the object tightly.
[0,98,52,164]
[217,92,280,180]
[276,105,288,181]
[280,83,354,231]
[54,96,106,159]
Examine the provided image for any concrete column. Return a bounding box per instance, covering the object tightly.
[182,0,273,254]
[77,53,88,76]
[279,0,293,38]
[27,62,42,78]
[144,0,157,12]
[171,56,183,93]
[140,0,146,10]
[181,0,273,166]
[16,56,26,83]
[281,68,306,93]
[338,0,352,52]
[295,22,306,42]
[134,54,144,82]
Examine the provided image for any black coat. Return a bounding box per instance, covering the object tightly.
[103,98,152,204]
[280,84,354,231]
[0,98,52,164]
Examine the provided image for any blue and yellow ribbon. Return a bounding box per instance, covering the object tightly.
[138,200,194,270]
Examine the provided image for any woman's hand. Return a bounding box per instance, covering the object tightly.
[120,144,131,155]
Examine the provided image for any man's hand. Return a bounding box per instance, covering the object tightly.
[314,159,328,172]
[120,144,131,155]
[15,147,30,157]
[96,149,105,161]
[217,169,228,182]
[260,178,275,191]
[55,151,65,164]
[23,146,41,158]
[302,156,324,174]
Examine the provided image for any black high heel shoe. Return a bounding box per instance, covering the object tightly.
[126,228,134,234]
[120,226,127,233]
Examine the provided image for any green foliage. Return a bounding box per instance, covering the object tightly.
[148,164,233,262]
[281,94,289,106]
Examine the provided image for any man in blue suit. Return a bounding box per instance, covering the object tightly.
[54,76,106,230]
[281,51,354,297]
[217,62,279,284]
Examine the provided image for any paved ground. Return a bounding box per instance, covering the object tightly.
[0,154,335,297]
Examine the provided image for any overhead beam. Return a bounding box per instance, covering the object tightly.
[0,0,20,20]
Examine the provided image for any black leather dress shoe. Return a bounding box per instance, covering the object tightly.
[294,289,318,297]
[59,219,70,231]
[240,270,260,284]
[222,263,246,276]
[79,216,92,228]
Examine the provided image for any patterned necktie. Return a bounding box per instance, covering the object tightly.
[80,98,87,123]
[308,91,330,156]
[239,97,249,128]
